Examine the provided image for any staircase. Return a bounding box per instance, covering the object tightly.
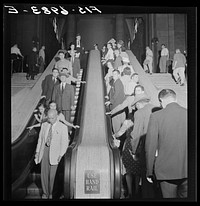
[11,73,42,96]
[147,73,187,109]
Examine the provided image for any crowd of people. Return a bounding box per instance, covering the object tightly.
[142,44,187,86]
[102,38,187,199]
[11,43,46,79]
[23,35,187,200]
[26,34,87,199]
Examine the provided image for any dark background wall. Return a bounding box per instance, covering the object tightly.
[76,15,115,50]
[8,13,187,72]
[9,15,60,66]
[174,14,187,53]
[155,14,186,59]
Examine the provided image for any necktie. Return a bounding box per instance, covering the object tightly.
[46,124,53,147]
[61,83,65,93]
[53,77,56,83]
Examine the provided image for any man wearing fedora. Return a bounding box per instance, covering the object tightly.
[145,89,187,198]
[52,72,75,124]
[41,68,61,106]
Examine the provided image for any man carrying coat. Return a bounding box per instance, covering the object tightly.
[145,89,187,198]
[34,109,69,199]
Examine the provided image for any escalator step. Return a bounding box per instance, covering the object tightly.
[26,182,41,195]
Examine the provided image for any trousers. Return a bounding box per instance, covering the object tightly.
[41,145,58,198]
[173,67,185,84]
[159,56,168,73]
[159,179,187,198]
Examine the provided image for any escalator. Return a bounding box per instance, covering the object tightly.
[63,50,162,199]
[11,51,88,199]
[11,49,161,200]
[63,50,121,199]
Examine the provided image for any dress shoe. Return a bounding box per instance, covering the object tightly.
[41,194,48,199]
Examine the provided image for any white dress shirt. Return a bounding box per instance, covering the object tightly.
[161,48,169,56]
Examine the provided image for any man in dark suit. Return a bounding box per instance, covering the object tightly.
[145,89,187,198]
[105,69,126,133]
[27,47,38,80]
[41,68,60,106]
[51,72,75,123]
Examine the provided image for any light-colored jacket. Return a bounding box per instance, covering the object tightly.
[35,120,69,165]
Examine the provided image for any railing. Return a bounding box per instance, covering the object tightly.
[103,82,122,199]
[63,53,88,199]
[12,98,46,193]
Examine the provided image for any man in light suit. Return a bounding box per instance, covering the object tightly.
[41,68,60,105]
[145,89,187,198]
[34,109,69,199]
[159,44,169,73]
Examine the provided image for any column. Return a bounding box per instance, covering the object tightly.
[168,14,175,59]
[115,14,124,41]
[66,14,76,48]
[150,14,158,73]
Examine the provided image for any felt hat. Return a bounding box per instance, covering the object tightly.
[59,72,68,78]
[131,93,150,106]
[122,56,130,63]
[108,38,116,43]
[117,40,124,45]
[120,51,129,60]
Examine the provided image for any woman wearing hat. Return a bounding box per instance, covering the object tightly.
[113,93,156,198]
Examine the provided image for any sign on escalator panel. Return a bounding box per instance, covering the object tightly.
[84,170,100,194]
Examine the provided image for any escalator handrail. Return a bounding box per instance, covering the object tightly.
[101,58,122,199]
[12,97,46,192]
[63,52,89,199]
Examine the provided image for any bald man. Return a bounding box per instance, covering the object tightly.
[35,109,69,199]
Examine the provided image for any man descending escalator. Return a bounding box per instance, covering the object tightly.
[34,109,69,199]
